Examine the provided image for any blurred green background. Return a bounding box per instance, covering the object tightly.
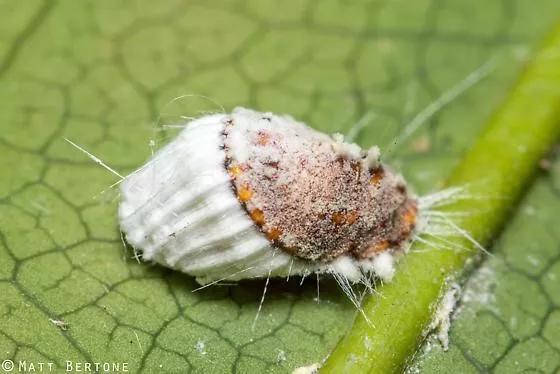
[1,1,560,372]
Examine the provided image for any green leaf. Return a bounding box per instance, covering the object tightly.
[1,1,559,373]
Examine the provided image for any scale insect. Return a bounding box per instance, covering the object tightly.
[66,61,493,320]
[119,107,418,288]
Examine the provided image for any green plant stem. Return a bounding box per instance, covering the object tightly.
[322,23,560,374]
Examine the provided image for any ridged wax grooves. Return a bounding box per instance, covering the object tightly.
[118,114,306,284]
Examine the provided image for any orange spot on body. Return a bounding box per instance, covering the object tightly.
[266,227,282,241]
[250,209,265,225]
[360,240,390,258]
[228,165,243,177]
[346,211,359,225]
[256,131,270,146]
[237,185,252,202]
[374,240,389,252]
[403,206,417,226]
[332,211,359,225]
[369,167,385,185]
[367,240,390,257]
[332,212,346,225]
[374,240,390,252]
[399,203,418,238]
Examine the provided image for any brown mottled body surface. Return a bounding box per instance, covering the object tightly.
[223,112,417,262]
